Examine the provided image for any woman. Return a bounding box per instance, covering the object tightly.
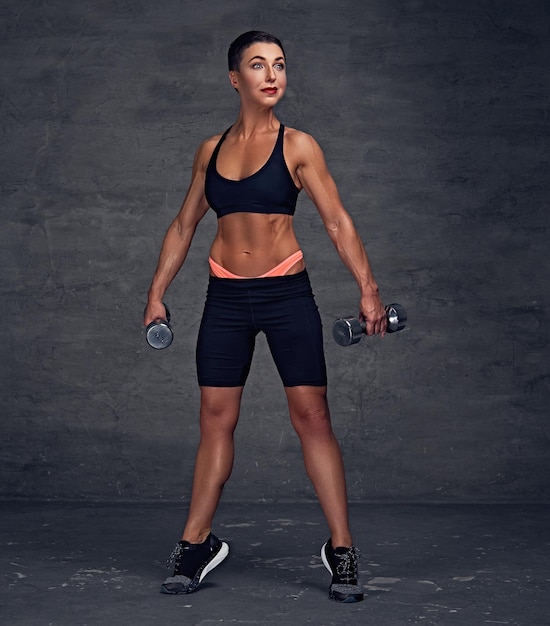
[144,31,387,603]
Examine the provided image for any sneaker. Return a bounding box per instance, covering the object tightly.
[160,533,229,594]
[321,539,364,603]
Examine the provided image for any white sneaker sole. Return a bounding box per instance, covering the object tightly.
[321,541,332,575]
[199,540,229,583]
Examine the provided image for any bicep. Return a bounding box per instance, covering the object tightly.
[173,142,212,230]
[174,175,210,231]
[295,134,348,227]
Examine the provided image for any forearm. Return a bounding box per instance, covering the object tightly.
[147,220,196,303]
[326,213,379,298]
[328,215,387,334]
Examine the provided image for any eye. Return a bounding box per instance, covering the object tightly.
[252,62,264,69]
[274,63,285,71]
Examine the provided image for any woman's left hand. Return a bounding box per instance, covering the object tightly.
[359,293,387,336]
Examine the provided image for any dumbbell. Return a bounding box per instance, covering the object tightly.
[332,303,407,346]
[145,304,173,350]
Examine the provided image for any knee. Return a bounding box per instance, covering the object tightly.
[199,396,240,435]
[200,409,237,435]
[290,403,332,437]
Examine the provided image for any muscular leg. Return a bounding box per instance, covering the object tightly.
[285,385,353,548]
[181,386,243,544]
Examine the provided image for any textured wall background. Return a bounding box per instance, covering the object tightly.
[1,0,549,502]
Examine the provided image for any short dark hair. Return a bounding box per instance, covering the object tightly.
[228,31,286,71]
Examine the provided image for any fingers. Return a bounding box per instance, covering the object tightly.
[363,316,386,336]
[361,308,387,336]
[359,293,387,336]
[143,302,167,327]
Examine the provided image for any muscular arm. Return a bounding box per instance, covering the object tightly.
[144,140,213,325]
[292,131,387,335]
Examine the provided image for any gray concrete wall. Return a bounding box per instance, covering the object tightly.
[1,0,548,502]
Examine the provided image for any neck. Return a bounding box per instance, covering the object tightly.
[232,105,280,138]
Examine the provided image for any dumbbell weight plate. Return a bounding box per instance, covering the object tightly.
[332,317,364,346]
[146,320,173,349]
[145,304,173,350]
[386,303,407,333]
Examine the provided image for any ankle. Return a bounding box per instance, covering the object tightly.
[330,534,353,549]
[181,530,211,545]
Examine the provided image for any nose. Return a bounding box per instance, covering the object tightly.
[266,66,276,82]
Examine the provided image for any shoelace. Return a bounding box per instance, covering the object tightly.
[165,542,185,569]
[334,546,360,584]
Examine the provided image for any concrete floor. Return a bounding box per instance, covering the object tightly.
[1,501,549,625]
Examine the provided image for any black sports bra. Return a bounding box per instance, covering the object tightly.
[205,124,300,219]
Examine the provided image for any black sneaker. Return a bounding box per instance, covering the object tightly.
[160,533,229,594]
[321,539,364,603]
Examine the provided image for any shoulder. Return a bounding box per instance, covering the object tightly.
[283,127,325,162]
[193,132,225,170]
[283,126,327,167]
[283,126,320,149]
[198,132,225,157]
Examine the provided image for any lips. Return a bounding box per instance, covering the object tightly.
[262,88,278,95]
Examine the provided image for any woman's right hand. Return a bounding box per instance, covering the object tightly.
[143,301,168,327]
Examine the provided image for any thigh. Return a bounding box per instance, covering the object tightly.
[264,293,327,387]
[196,293,256,387]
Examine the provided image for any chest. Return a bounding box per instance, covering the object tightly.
[216,135,278,181]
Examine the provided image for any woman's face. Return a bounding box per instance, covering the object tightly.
[229,42,287,105]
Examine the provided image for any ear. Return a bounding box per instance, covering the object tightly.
[229,71,239,90]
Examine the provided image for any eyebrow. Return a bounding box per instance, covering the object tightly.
[247,55,285,63]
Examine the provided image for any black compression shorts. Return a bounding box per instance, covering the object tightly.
[196,270,327,387]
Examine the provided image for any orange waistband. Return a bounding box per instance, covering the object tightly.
[209,250,304,279]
